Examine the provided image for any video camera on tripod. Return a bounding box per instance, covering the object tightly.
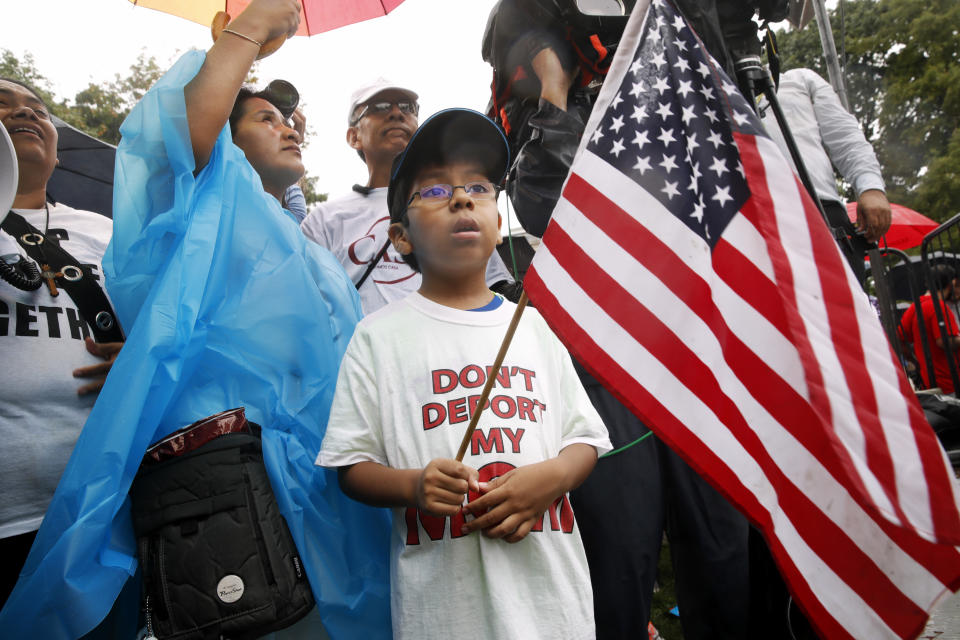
[483,0,789,143]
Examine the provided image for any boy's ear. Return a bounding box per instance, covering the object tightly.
[346,127,361,151]
[388,221,414,256]
[496,212,503,246]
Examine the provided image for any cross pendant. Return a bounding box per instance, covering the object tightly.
[41,264,61,297]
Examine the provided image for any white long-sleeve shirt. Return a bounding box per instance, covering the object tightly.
[761,68,885,204]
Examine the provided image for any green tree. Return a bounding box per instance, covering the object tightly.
[773,0,960,221]
[0,49,82,130]
[70,52,165,144]
[299,174,328,207]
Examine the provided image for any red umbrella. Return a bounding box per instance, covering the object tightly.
[846,201,940,250]
[129,0,408,36]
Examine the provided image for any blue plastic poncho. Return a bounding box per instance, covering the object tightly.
[0,50,392,639]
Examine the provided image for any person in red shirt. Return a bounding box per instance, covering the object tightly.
[899,264,960,393]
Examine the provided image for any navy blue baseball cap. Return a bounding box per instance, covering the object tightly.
[387,108,510,222]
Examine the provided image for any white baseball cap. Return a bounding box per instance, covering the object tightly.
[348,79,419,124]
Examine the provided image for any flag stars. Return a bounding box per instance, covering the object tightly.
[591,127,604,144]
[659,154,679,173]
[732,111,750,127]
[687,176,699,195]
[697,61,712,78]
[672,14,686,31]
[611,138,626,157]
[633,155,652,175]
[704,107,718,124]
[655,101,673,120]
[630,57,645,76]
[699,85,715,101]
[657,127,677,146]
[662,180,680,200]
[610,115,625,134]
[709,156,729,177]
[690,195,706,222]
[630,80,645,98]
[675,57,691,73]
[653,76,670,94]
[632,104,647,124]
[633,129,651,149]
[677,79,694,98]
[691,161,702,181]
[722,79,739,95]
[652,52,667,68]
[712,185,733,207]
[736,161,745,177]
[707,129,724,148]
[611,91,624,109]
[673,37,688,52]
[681,105,697,125]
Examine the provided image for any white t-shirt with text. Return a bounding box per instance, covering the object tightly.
[0,203,113,538]
[318,293,610,640]
[300,188,514,314]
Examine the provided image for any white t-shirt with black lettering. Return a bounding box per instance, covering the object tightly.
[300,188,514,314]
[0,203,113,538]
[318,293,610,640]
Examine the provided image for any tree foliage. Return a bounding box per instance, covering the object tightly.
[773,0,960,222]
[299,175,328,206]
[2,49,164,144]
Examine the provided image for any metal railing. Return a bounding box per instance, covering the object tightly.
[919,214,960,395]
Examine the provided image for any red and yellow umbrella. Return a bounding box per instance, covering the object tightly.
[129,0,408,36]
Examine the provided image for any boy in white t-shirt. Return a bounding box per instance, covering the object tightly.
[317,108,611,640]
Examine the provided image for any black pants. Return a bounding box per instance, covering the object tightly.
[748,528,819,639]
[823,199,870,285]
[570,367,750,640]
[0,529,140,637]
[0,530,37,611]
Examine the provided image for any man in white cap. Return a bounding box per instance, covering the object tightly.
[301,80,514,314]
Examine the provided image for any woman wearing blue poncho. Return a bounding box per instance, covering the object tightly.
[0,0,391,637]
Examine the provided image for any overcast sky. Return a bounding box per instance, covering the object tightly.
[4,0,503,202]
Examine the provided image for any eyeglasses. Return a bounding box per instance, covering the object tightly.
[407,182,500,207]
[352,100,419,125]
[264,79,299,120]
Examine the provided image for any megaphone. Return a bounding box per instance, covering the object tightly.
[0,124,18,224]
[0,124,43,291]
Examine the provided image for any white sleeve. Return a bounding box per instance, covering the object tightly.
[803,69,886,197]
[484,248,515,285]
[316,328,389,468]
[300,202,334,250]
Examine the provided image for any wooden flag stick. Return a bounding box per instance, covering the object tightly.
[455,291,529,462]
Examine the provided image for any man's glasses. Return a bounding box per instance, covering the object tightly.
[352,100,419,125]
[407,182,500,207]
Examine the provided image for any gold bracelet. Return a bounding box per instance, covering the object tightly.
[221,28,264,48]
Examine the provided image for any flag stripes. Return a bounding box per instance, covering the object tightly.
[522,1,960,636]
[525,145,960,637]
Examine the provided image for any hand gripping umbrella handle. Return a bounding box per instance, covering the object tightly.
[211,12,286,60]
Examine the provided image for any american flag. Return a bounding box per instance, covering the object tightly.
[523,0,960,637]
